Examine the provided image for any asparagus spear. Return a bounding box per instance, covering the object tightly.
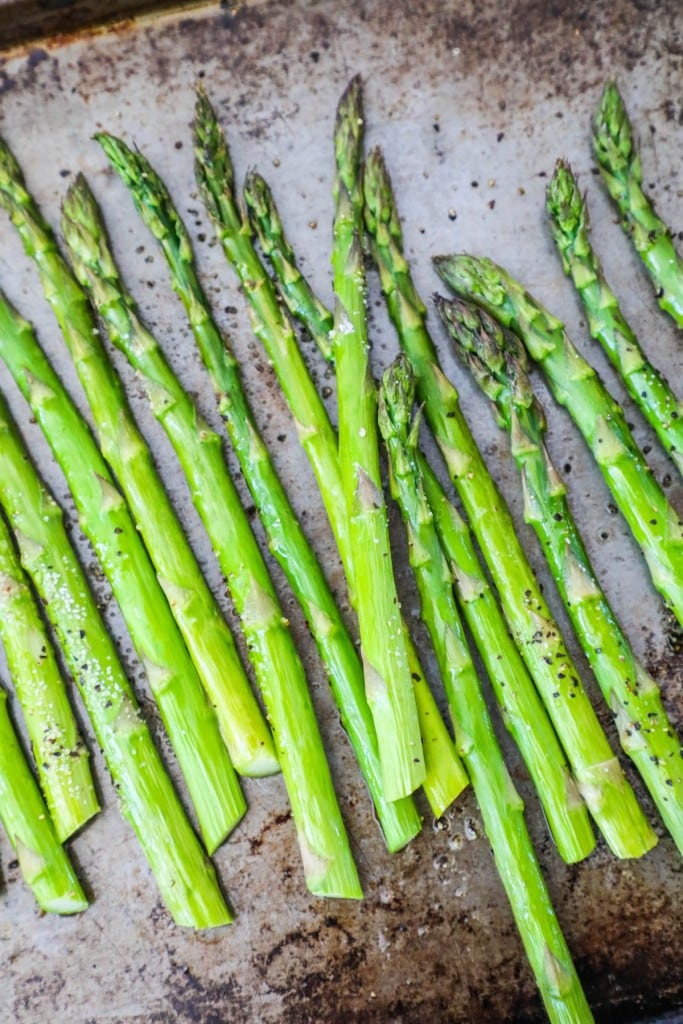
[244,171,335,359]
[379,359,595,1024]
[547,159,683,476]
[194,85,463,817]
[0,685,88,915]
[328,76,423,800]
[0,394,230,928]
[62,172,422,855]
[438,294,681,851]
[436,253,683,629]
[0,507,98,841]
[0,136,278,785]
[592,81,683,329]
[245,165,594,862]
[0,290,246,853]
[365,147,654,858]
[96,138,362,901]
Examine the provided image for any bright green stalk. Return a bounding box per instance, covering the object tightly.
[436,254,683,629]
[439,294,680,851]
[0,395,230,928]
[0,136,277,788]
[366,147,654,858]
[416,455,595,862]
[328,76,423,801]
[244,164,592,860]
[244,171,335,358]
[0,291,246,853]
[96,137,361,900]
[379,359,594,1024]
[547,159,683,475]
[592,81,683,328]
[196,87,463,817]
[0,686,88,915]
[0,509,97,841]
[62,173,421,855]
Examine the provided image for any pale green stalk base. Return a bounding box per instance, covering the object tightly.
[0,394,231,928]
[0,688,88,915]
[0,510,98,841]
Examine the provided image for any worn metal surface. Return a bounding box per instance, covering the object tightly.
[0,1,682,1021]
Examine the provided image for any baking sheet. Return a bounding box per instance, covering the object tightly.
[0,1,682,1021]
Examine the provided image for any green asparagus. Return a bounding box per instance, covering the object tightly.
[547,159,683,475]
[592,81,683,328]
[329,76,423,800]
[62,172,421,855]
[438,293,680,851]
[365,147,654,857]
[0,507,98,841]
[436,253,683,628]
[245,161,594,861]
[379,359,594,1024]
[205,105,466,823]
[0,289,246,853]
[0,135,278,785]
[96,136,362,901]
[0,394,231,928]
[244,171,335,359]
[0,686,88,915]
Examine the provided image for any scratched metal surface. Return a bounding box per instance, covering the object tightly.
[0,1,681,1021]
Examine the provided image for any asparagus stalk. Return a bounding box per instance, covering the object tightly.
[592,81,683,329]
[62,173,421,855]
[0,508,98,841]
[0,394,230,928]
[365,147,654,857]
[328,76,423,800]
[439,294,681,851]
[0,136,278,786]
[0,290,246,853]
[244,171,335,358]
[0,686,88,915]
[436,253,683,629]
[194,86,464,816]
[244,165,594,861]
[96,138,362,900]
[547,159,683,476]
[378,359,594,1024]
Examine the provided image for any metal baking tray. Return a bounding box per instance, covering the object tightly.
[0,1,681,1021]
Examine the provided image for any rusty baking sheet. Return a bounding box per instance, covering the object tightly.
[0,1,682,1021]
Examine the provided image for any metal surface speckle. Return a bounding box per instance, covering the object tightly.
[0,1,682,1021]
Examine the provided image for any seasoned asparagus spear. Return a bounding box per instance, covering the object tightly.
[62,172,421,855]
[0,394,230,928]
[435,253,683,629]
[592,81,683,329]
[547,159,683,475]
[438,294,680,851]
[194,85,463,818]
[328,76,423,800]
[0,290,246,853]
[96,136,362,901]
[245,162,594,861]
[0,135,278,784]
[379,359,595,1024]
[0,686,88,915]
[365,147,654,857]
[0,508,97,841]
